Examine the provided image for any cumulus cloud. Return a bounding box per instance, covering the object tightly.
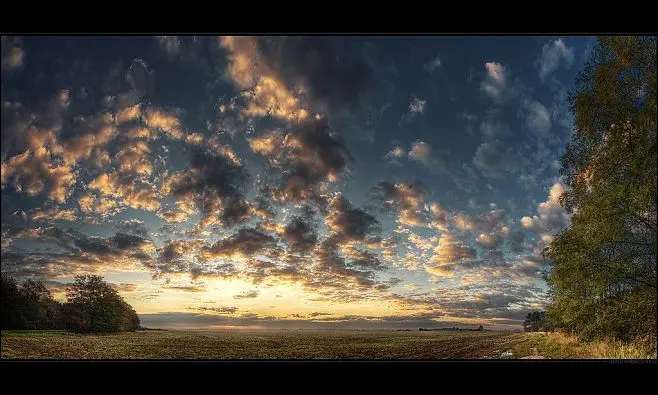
[162,147,250,229]
[524,100,552,136]
[426,233,476,276]
[476,233,502,249]
[480,62,515,104]
[219,36,309,122]
[2,227,154,280]
[473,138,515,179]
[371,181,429,228]
[250,118,352,203]
[408,141,448,175]
[520,181,571,240]
[536,39,575,81]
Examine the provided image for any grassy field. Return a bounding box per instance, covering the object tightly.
[1,330,654,359]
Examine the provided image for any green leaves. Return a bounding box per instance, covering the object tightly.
[546,36,657,342]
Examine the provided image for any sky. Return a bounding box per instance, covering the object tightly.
[0,35,594,330]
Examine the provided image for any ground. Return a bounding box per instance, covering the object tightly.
[0,330,651,359]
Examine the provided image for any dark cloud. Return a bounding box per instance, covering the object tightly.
[282,216,318,254]
[233,290,260,299]
[473,139,516,179]
[194,306,239,314]
[207,228,278,260]
[163,147,251,228]
[325,193,380,243]
[250,118,353,203]
[257,37,376,118]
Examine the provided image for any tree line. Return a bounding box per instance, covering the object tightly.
[528,37,657,344]
[1,274,140,333]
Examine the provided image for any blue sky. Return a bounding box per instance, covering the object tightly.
[0,36,592,330]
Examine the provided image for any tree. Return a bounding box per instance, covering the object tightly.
[523,311,547,332]
[64,275,140,333]
[1,274,26,329]
[544,36,657,341]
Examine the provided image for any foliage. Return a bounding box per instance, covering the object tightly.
[545,36,657,342]
[523,311,548,332]
[64,275,140,333]
[1,274,64,330]
[1,274,139,333]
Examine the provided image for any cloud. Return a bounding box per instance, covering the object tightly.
[476,233,502,249]
[480,62,514,104]
[426,233,476,276]
[408,97,426,115]
[89,172,160,212]
[383,146,406,166]
[233,290,260,299]
[115,219,149,237]
[520,181,571,241]
[325,193,380,243]
[524,100,552,136]
[156,36,181,57]
[162,147,250,229]
[371,181,429,228]
[473,138,515,179]
[219,36,309,122]
[251,118,352,203]
[537,39,575,81]
[425,56,442,73]
[28,207,78,222]
[507,230,526,253]
[408,141,448,175]
[282,215,318,254]
[2,227,154,280]
[1,37,24,71]
[205,228,279,261]
[78,193,123,220]
[453,213,475,231]
[239,37,378,120]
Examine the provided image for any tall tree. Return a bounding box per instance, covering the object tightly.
[545,36,657,341]
[65,275,140,333]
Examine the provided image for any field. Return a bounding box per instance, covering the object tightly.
[1,330,654,359]
[1,330,533,359]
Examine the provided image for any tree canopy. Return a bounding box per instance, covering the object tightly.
[1,274,140,333]
[545,36,657,342]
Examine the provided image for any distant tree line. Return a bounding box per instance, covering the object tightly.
[419,326,484,332]
[1,274,140,333]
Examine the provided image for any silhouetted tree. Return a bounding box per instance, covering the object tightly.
[1,274,26,329]
[64,275,140,333]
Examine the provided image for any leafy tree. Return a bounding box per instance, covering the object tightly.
[523,311,547,332]
[545,36,657,341]
[1,275,65,330]
[20,280,62,330]
[64,275,140,333]
[1,274,26,329]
